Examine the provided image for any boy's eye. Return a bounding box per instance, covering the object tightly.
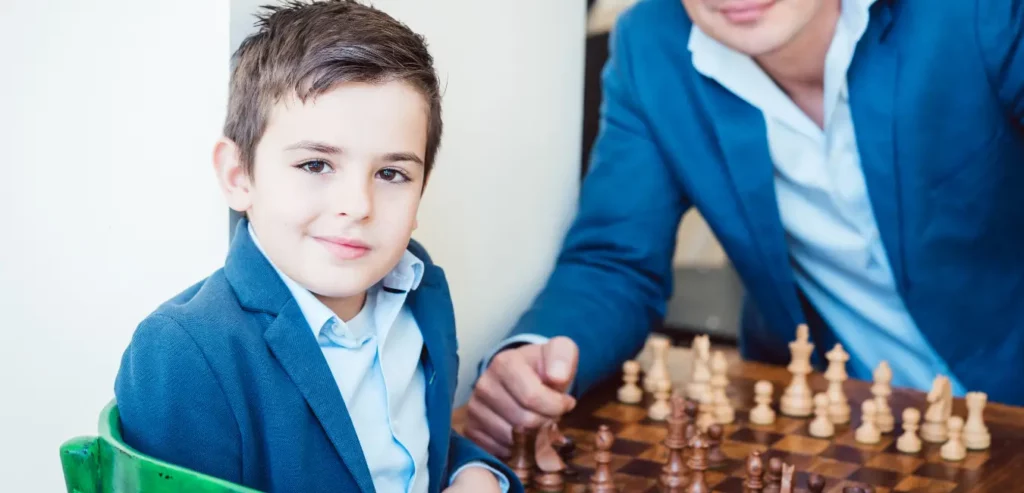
[298,160,332,174]
[377,168,410,183]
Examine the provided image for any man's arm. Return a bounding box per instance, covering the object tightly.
[977,0,1024,126]
[500,19,692,396]
[115,315,243,483]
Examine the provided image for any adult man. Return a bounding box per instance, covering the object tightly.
[463,0,1024,458]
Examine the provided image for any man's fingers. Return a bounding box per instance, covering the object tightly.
[475,370,548,430]
[466,394,514,449]
[541,336,579,390]
[494,350,576,417]
[464,424,510,459]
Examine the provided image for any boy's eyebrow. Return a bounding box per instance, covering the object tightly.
[285,140,342,155]
[284,141,423,166]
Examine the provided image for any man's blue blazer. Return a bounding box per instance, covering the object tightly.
[509,0,1024,404]
[115,221,521,493]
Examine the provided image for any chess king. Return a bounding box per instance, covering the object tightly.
[464,0,1024,458]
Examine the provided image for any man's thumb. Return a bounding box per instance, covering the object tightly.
[541,336,578,388]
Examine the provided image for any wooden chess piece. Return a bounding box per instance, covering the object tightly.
[686,430,711,493]
[779,463,795,493]
[921,375,952,443]
[807,473,826,493]
[645,336,671,392]
[533,422,567,492]
[707,424,725,468]
[510,426,536,486]
[697,385,716,430]
[964,391,991,450]
[649,378,672,421]
[661,396,689,490]
[941,416,967,462]
[763,457,783,493]
[855,400,881,444]
[618,360,643,404]
[781,325,814,417]
[590,425,617,492]
[825,343,850,424]
[809,393,835,438]
[750,380,776,425]
[871,361,894,433]
[687,335,712,400]
[896,408,922,454]
[710,351,735,424]
[743,451,765,493]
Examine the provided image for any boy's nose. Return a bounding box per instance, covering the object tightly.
[331,177,373,220]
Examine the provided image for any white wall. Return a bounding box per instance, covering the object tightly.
[0,1,230,489]
[1,0,583,488]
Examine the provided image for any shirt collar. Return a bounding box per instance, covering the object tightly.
[687,0,878,136]
[246,222,425,340]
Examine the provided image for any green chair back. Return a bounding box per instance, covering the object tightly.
[59,400,262,493]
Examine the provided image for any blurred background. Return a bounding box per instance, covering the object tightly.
[0,0,740,489]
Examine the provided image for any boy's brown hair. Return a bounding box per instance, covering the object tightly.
[225,0,442,178]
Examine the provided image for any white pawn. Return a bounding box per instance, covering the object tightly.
[711,351,734,424]
[618,360,643,404]
[825,344,850,425]
[872,361,894,433]
[750,380,776,425]
[809,393,834,438]
[897,408,922,454]
[644,337,671,393]
[941,416,967,462]
[855,400,881,444]
[648,378,672,421]
[964,392,991,450]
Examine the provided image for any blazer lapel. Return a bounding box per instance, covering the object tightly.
[848,1,906,292]
[405,264,456,493]
[264,305,376,493]
[224,221,375,493]
[695,81,805,330]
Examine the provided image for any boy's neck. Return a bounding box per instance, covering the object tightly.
[753,0,841,126]
[318,291,368,323]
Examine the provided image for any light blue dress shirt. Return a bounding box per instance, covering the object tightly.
[249,225,508,492]
[684,0,964,395]
[486,0,965,397]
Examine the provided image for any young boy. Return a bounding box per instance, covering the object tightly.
[113,2,519,492]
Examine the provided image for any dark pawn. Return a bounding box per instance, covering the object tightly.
[707,424,725,467]
[686,431,711,493]
[509,427,536,486]
[743,451,764,493]
[762,457,783,493]
[807,473,826,493]
[589,425,617,493]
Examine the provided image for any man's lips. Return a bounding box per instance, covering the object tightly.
[314,236,371,260]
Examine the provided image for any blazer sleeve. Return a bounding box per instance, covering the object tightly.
[447,432,524,493]
[506,12,691,395]
[114,314,243,484]
[977,0,1024,127]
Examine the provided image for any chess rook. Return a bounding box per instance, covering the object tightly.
[964,391,991,450]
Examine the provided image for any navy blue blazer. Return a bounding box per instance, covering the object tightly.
[509,0,1024,404]
[115,221,521,493]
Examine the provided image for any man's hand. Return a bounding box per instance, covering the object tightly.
[443,465,503,493]
[465,336,579,458]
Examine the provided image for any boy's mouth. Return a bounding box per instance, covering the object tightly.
[313,236,371,260]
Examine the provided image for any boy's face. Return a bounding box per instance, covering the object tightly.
[682,0,824,56]
[217,81,428,308]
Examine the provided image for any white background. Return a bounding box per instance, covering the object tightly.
[0,0,585,489]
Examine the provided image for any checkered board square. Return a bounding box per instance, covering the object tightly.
[538,378,997,493]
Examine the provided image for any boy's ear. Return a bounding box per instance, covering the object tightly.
[213,137,253,213]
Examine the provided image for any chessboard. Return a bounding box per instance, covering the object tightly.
[454,332,1024,492]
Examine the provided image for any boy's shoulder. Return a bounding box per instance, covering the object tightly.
[130,267,266,358]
